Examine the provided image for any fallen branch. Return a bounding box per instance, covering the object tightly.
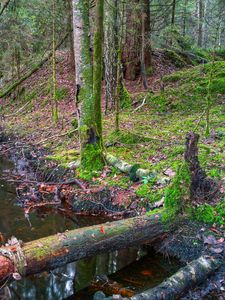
[34,128,78,145]
[126,255,222,300]
[7,179,85,190]
[0,32,70,99]
[0,214,164,282]
[132,96,147,113]
[24,201,61,214]
[4,100,32,117]
[0,0,11,16]
[105,153,150,180]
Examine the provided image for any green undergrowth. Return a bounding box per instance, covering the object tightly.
[103,61,224,216]
[47,149,79,166]
[160,61,225,112]
[194,200,225,226]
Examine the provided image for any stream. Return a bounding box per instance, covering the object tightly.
[0,157,181,300]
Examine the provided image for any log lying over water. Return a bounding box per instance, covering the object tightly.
[0,214,163,283]
[126,255,222,300]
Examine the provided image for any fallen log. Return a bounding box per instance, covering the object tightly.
[125,255,222,300]
[0,214,164,283]
[105,153,150,180]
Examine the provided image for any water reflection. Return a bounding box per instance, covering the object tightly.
[0,157,180,300]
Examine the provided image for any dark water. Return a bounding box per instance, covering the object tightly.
[0,157,180,300]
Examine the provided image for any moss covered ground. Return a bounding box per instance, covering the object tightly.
[1,52,224,224]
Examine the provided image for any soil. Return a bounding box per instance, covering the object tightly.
[0,50,224,299]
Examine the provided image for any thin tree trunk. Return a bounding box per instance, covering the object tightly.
[198,0,204,47]
[67,0,76,72]
[0,32,70,99]
[183,0,188,36]
[52,0,59,122]
[171,0,176,25]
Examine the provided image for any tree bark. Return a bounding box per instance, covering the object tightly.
[104,0,119,112]
[127,255,222,300]
[72,0,104,171]
[171,0,176,25]
[0,214,164,283]
[184,132,219,204]
[123,0,142,81]
[197,0,204,47]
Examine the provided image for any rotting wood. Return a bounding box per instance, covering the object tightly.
[0,214,164,283]
[124,255,222,300]
[0,31,70,99]
[105,153,150,180]
[184,131,220,203]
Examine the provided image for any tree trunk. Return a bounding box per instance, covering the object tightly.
[67,0,76,72]
[0,214,164,283]
[143,0,152,74]
[198,0,204,47]
[183,0,188,36]
[171,0,176,25]
[0,0,11,16]
[123,0,141,81]
[104,0,118,112]
[72,0,104,173]
[128,255,222,300]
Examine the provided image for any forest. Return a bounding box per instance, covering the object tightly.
[0,0,224,299]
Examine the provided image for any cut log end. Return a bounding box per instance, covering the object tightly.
[0,256,14,283]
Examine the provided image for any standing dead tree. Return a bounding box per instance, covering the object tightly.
[184,132,220,204]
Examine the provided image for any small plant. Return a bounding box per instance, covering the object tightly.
[195,204,215,223]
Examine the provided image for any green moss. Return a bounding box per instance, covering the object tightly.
[150,94,168,112]
[194,200,225,226]
[79,143,104,180]
[47,149,79,165]
[71,118,78,129]
[194,204,215,223]
[136,181,161,204]
[163,163,190,220]
[55,87,69,101]
[119,84,132,109]
[164,49,187,68]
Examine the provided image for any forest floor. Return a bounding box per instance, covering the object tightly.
[0,49,225,299]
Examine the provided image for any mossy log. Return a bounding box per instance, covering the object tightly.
[105,153,150,180]
[0,214,163,283]
[125,255,222,300]
[0,32,70,99]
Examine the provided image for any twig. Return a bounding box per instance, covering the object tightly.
[25,201,61,214]
[34,128,78,145]
[4,100,32,118]
[6,179,86,190]
[132,95,147,113]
